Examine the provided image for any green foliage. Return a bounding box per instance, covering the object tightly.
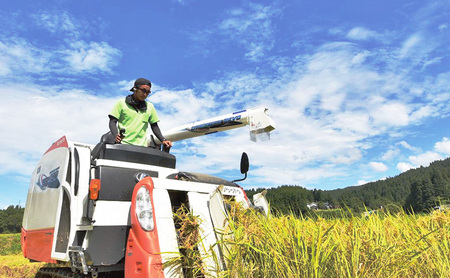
[246,185,312,217]
[0,206,24,234]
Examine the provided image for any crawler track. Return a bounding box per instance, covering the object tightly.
[35,267,124,278]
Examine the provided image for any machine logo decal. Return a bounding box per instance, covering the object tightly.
[190,115,242,132]
[135,172,150,182]
[222,186,243,196]
[36,167,61,190]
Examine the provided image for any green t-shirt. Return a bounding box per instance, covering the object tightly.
[109,99,159,146]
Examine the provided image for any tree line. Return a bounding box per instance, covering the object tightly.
[246,157,450,216]
[0,205,24,233]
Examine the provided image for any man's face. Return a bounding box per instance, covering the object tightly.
[134,85,151,101]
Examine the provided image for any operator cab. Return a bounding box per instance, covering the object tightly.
[91,133,176,169]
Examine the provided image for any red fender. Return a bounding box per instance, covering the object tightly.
[21,227,57,263]
[125,177,164,278]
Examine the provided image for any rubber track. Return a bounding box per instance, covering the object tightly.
[35,267,88,278]
[36,267,124,278]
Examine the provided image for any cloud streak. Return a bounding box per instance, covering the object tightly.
[0,11,121,79]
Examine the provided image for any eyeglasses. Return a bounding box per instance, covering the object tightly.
[137,87,151,94]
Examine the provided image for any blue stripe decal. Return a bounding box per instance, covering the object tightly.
[233,110,246,114]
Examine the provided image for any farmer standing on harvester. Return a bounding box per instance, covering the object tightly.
[108,78,172,150]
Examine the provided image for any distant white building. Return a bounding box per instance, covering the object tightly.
[307,202,333,210]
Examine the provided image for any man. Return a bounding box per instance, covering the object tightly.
[108,78,172,149]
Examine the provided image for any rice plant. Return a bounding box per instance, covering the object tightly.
[218,205,450,277]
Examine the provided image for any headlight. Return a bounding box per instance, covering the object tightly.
[135,186,154,231]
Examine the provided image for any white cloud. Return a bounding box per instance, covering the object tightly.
[0,37,52,76]
[351,50,370,64]
[395,137,449,173]
[245,43,265,61]
[372,102,411,127]
[218,3,280,61]
[382,140,426,162]
[408,151,442,166]
[399,34,421,58]
[398,141,420,152]
[0,59,9,75]
[149,87,216,128]
[397,162,414,172]
[0,83,117,176]
[346,27,380,41]
[369,162,388,172]
[63,41,122,73]
[381,148,400,161]
[410,105,435,122]
[0,9,121,77]
[333,112,375,135]
[37,11,79,37]
[397,150,442,173]
[435,137,450,155]
[0,36,121,77]
[220,11,252,33]
[330,148,363,164]
[357,180,369,186]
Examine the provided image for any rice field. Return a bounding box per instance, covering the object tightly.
[0,234,49,278]
[176,205,450,278]
[0,254,47,278]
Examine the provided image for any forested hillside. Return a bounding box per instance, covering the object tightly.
[246,157,450,215]
[0,205,23,233]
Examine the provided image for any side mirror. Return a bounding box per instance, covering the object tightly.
[233,152,249,183]
[240,152,249,174]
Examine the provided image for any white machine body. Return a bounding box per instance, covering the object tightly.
[21,107,275,278]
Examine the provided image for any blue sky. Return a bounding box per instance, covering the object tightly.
[0,0,449,208]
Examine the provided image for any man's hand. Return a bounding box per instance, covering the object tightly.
[115,128,125,143]
[162,140,172,148]
[115,134,123,143]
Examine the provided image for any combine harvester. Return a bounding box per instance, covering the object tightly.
[21,107,275,278]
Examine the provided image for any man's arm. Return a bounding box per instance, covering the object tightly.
[151,122,172,148]
[109,116,122,143]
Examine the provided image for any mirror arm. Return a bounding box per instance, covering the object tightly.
[232,172,247,183]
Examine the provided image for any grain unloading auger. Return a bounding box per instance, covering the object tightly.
[157,106,275,143]
[21,107,275,278]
